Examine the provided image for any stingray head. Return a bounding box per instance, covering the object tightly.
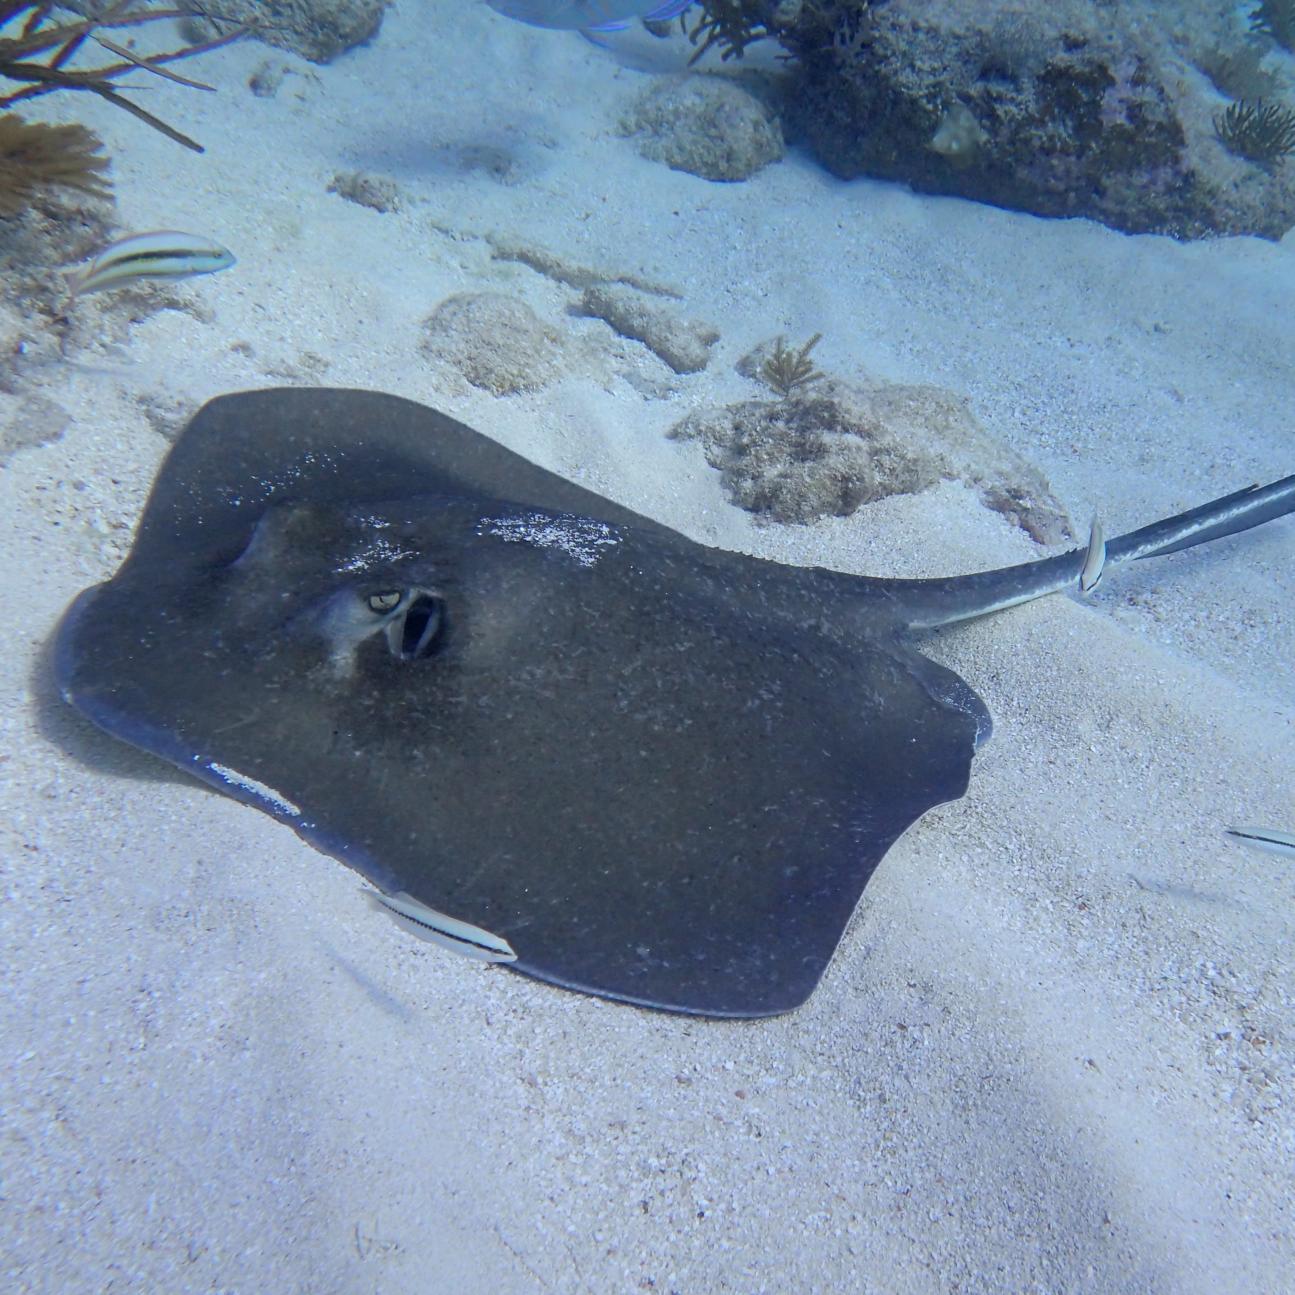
[231,501,449,673]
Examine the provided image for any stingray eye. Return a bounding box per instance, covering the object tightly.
[366,590,403,614]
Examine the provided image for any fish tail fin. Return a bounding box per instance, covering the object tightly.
[62,265,86,302]
[892,475,1295,630]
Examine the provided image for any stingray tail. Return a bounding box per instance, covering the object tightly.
[892,475,1295,630]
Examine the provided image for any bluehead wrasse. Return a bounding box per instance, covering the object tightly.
[68,231,235,298]
[1225,826,1295,859]
[364,889,518,962]
[1078,517,1106,594]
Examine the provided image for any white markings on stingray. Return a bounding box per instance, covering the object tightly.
[205,761,301,817]
[217,450,339,508]
[364,889,518,962]
[334,535,419,574]
[478,511,620,568]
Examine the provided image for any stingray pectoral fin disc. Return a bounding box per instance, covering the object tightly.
[372,598,981,1018]
[51,388,986,1019]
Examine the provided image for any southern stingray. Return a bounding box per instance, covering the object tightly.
[54,388,1295,1017]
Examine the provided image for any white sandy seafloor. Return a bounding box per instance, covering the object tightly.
[2,3,1293,1292]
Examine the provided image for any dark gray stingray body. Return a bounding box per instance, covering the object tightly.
[54,388,1295,1016]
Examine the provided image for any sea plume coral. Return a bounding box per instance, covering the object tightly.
[0,111,110,214]
[760,333,824,397]
[1214,98,1295,168]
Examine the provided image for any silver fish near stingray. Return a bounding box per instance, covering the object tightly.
[1226,826,1295,859]
[1078,518,1106,594]
[365,889,518,962]
[484,0,693,33]
[52,389,1295,1018]
[68,230,235,297]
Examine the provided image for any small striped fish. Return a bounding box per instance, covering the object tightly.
[69,230,235,297]
[1078,517,1106,594]
[1226,826,1295,859]
[364,889,518,963]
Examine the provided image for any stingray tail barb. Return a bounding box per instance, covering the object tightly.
[893,475,1295,631]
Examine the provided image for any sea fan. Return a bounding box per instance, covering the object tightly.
[0,112,110,216]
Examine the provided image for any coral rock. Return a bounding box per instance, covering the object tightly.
[420,293,563,396]
[782,0,1295,239]
[579,283,719,374]
[671,377,1071,542]
[620,75,783,182]
[184,0,384,64]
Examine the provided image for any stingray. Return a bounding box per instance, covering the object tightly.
[54,388,1295,1017]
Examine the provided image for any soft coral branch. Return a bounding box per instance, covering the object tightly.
[0,2,244,151]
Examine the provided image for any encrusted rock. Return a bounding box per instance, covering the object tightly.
[671,376,1071,542]
[0,190,113,380]
[579,283,718,374]
[328,170,402,213]
[620,75,784,181]
[780,0,1295,239]
[420,293,563,396]
[184,0,384,63]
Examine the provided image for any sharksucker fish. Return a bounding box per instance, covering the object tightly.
[1226,826,1295,859]
[53,388,1295,1017]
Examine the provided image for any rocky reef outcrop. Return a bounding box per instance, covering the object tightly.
[703,0,1295,238]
